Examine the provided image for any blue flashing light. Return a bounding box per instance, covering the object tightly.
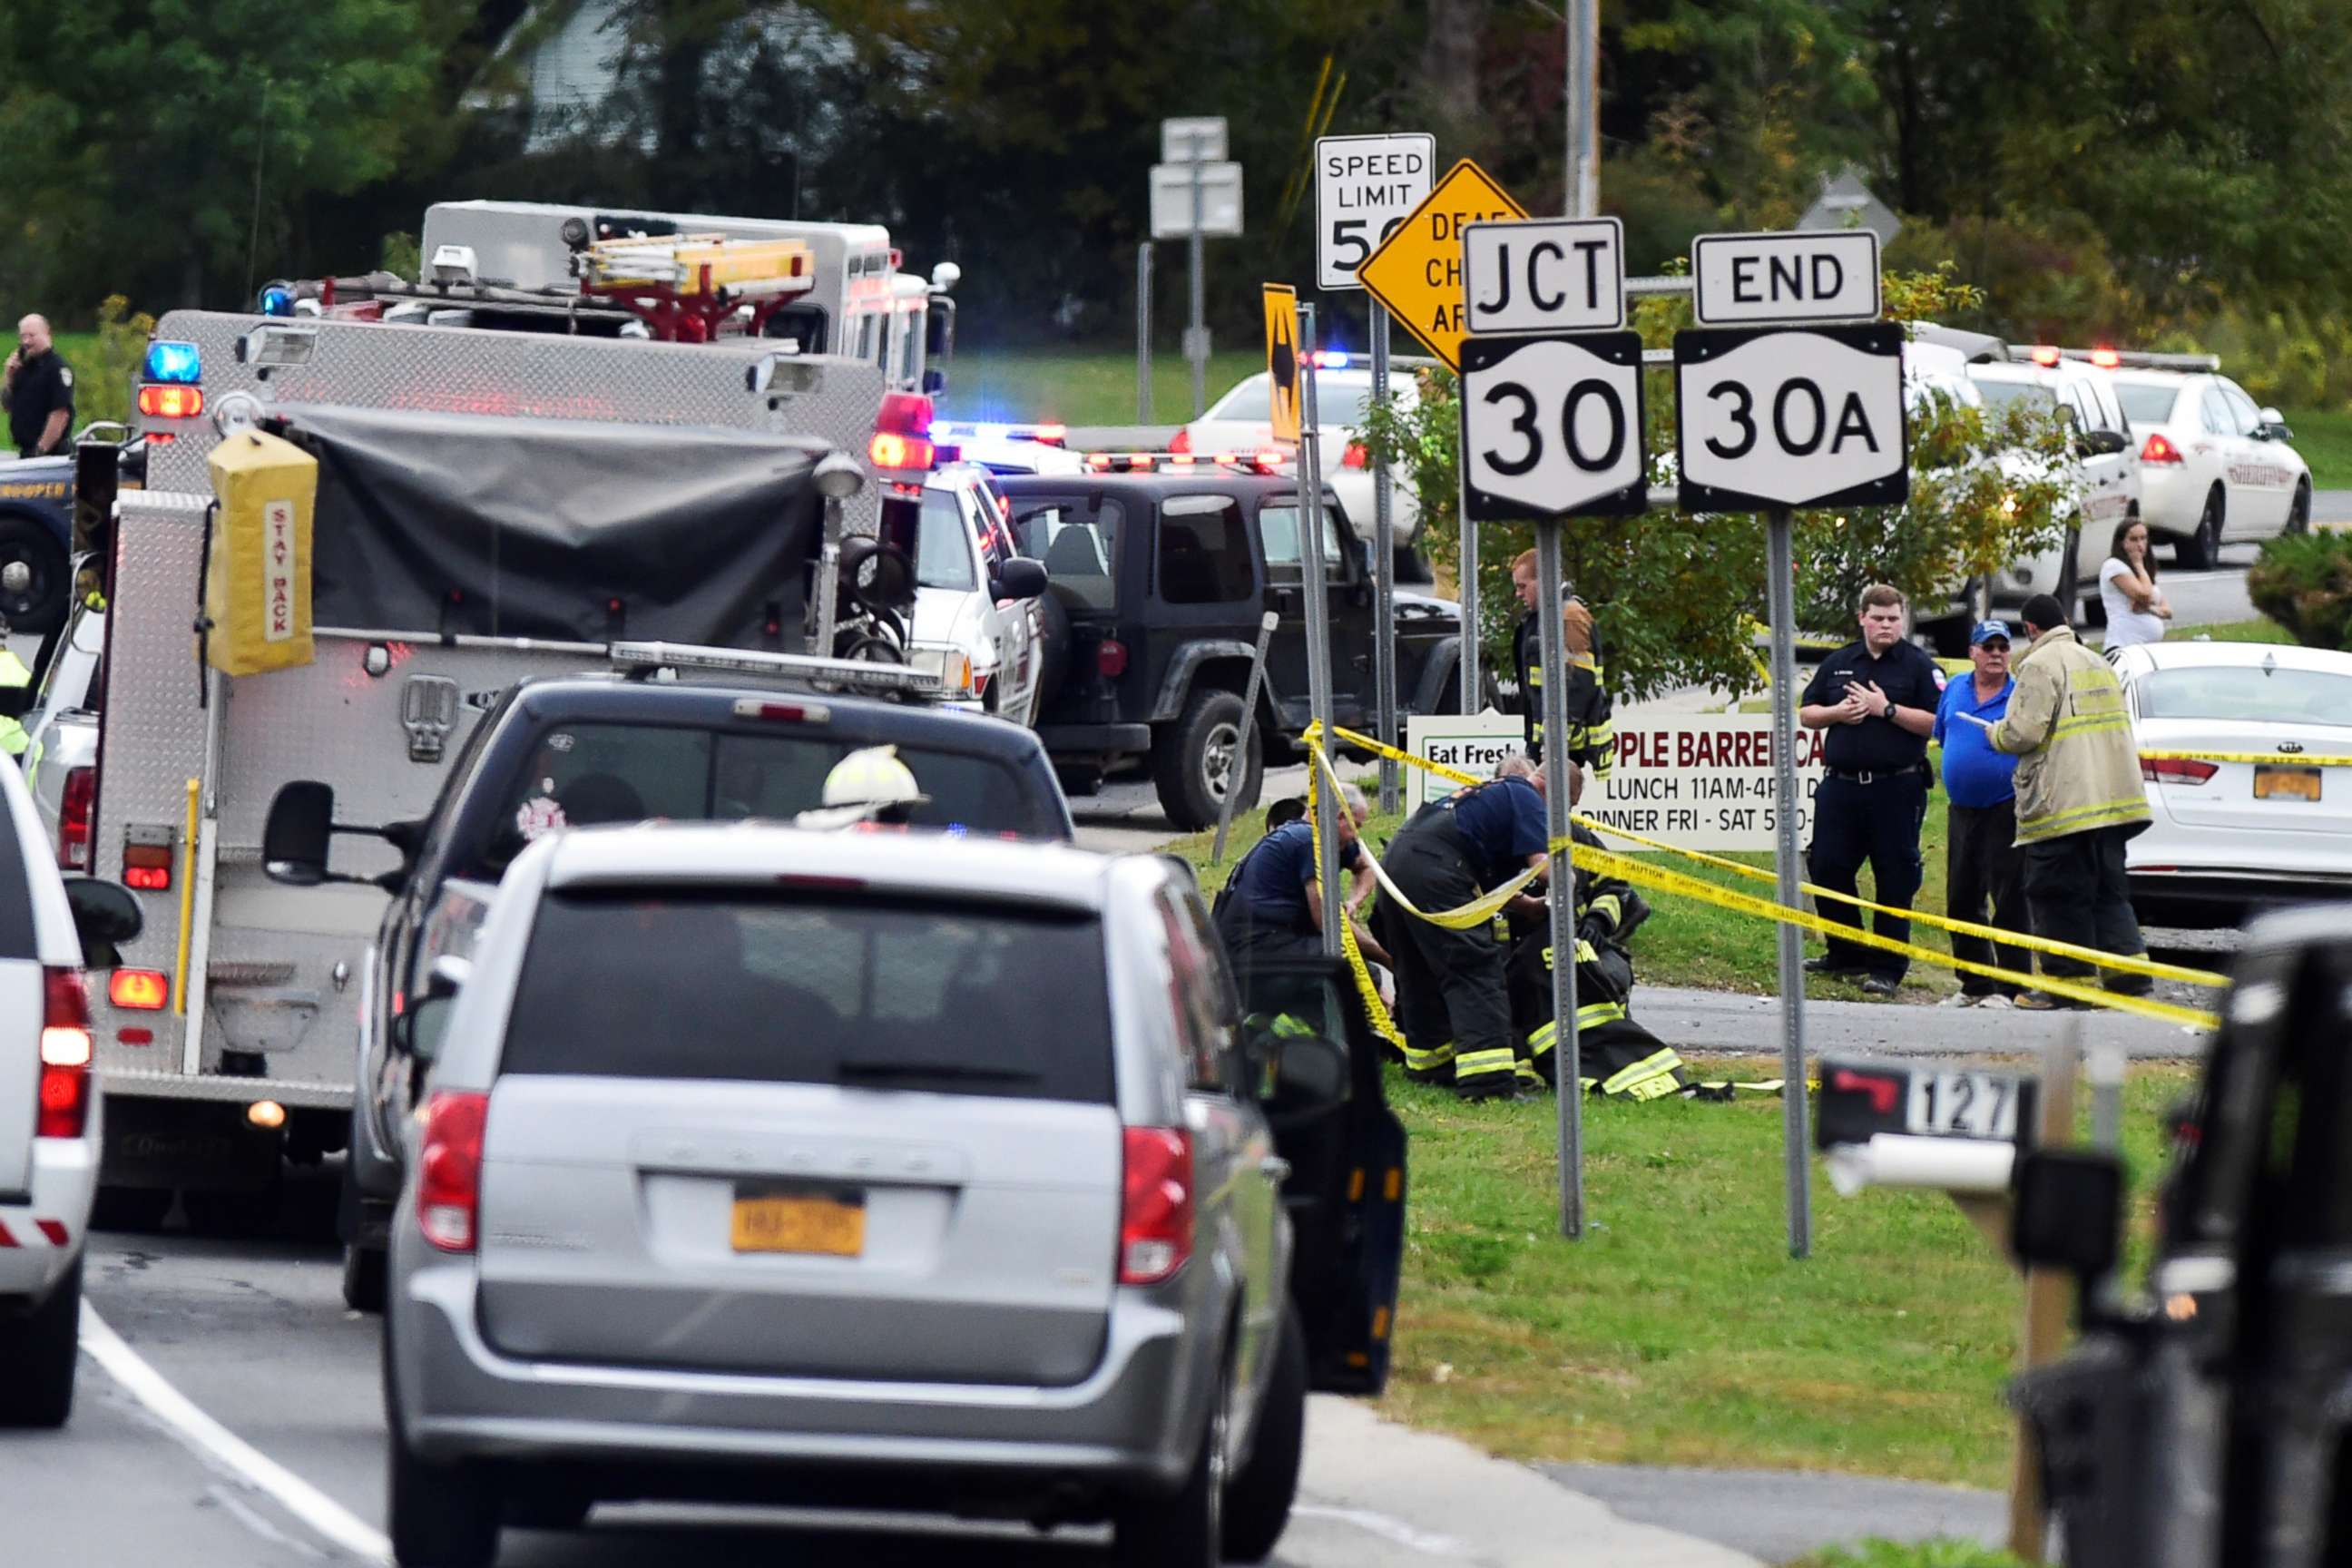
[258,285,296,318]
[1312,349,1351,370]
[143,340,202,385]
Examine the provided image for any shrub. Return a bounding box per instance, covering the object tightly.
[77,295,156,429]
[2247,533,2352,652]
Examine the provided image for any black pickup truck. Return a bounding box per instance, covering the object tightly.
[1000,472,1472,830]
[260,674,1073,1311]
[2009,908,2352,1567]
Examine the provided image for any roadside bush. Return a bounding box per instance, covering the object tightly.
[77,295,156,429]
[2246,533,2352,652]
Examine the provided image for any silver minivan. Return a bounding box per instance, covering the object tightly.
[382,823,1406,1567]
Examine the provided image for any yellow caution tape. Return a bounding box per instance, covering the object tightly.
[2140,750,2352,767]
[1303,744,1407,1048]
[1300,724,2223,1032]
[1314,720,2228,991]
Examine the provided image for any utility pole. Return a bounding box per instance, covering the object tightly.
[1566,0,1600,220]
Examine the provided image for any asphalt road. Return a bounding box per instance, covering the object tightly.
[0,1187,1754,1568]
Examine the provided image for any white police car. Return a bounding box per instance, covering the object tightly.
[2110,370,2311,568]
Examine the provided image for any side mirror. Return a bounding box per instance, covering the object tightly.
[263,781,336,886]
[995,558,1049,601]
[393,956,471,1063]
[2011,1149,2123,1281]
[61,876,142,968]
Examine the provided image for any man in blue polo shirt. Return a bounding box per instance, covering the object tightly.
[1212,782,1379,964]
[1933,619,2032,1006]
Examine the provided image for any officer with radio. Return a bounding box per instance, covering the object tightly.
[1798,584,1944,997]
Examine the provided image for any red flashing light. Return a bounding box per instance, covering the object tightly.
[136,385,204,419]
[1096,638,1131,679]
[417,1091,490,1252]
[1255,448,1284,470]
[2091,348,2122,368]
[2029,346,2062,368]
[1168,427,1192,455]
[124,867,169,891]
[1119,1128,1195,1285]
[1342,441,1369,468]
[109,970,169,1011]
[2141,432,2185,465]
[1033,423,1068,446]
[869,431,936,471]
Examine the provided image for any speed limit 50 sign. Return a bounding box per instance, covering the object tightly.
[1672,322,1908,513]
[1460,331,1648,521]
[1315,133,1435,290]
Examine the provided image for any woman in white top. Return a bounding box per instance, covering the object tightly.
[2099,517,2171,649]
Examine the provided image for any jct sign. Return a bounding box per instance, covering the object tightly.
[1586,717,1831,852]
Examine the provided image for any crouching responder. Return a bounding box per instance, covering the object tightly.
[795,745,927,830]
[1372,759,1553,1101]
[1212,781,1387,970]
[1503,765,1691,1099]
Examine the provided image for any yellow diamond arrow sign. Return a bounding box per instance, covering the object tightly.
[1357,159,1529,370]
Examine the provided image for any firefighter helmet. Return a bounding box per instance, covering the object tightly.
[796,745,929,830]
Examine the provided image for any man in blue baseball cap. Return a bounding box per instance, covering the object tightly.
[1932,618,2031,1005]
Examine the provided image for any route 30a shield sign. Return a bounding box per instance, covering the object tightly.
[1673,322,1908,513]
[1459,331,1647,521]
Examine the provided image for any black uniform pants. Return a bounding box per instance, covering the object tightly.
[1374,818,1518,1093]
[2022,826,2150,993]
[1806,771,1927,980]
[1946,799,2031,996]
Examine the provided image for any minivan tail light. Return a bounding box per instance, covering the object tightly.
[1119,1127,1194,1285]
[36,969,92,1140]
[58,767,94,870]
[417,1091,490,1252]
[2141,432,2184,465]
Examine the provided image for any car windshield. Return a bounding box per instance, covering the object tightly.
[500,889,1113,1102]
[1970,380,2059,415]
[916,489,977,592]
[2137,666,2352,729]
[474,721,1063,874]
[2115,383,2182,425]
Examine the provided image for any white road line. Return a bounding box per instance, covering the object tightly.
[81,1303,393,1565]
[1293,1503,1469,1556]
[206,1483,328,1561]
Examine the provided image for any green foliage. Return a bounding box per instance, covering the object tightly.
[73,296,155,429]
[1792,1540,2028,1568]
[377,231,422,282]
[2247,534,2352,652]
[1360,268,2073,699]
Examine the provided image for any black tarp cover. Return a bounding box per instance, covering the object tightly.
[267,403,829,646]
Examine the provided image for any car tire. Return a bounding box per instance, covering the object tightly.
[0,1259,82,1427]
[389,1430,502,1568]
[1152,688,1262,832]
[342,1241,388,1315]
[1223,1306,1308,1563]
[2288,480,2312,536]
[0,514,68,635]
[505,1475,594,1533]
[1114,1348,1230,1568]
[2177,488,2223,570]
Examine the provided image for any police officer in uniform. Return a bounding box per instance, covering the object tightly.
[1509,550,1612,779]
[1798,584,1944,996]
[3,316,75,459]
[1372,765,1553,1101]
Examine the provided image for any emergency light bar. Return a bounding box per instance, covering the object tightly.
[2013,345,2221,373]
[1084,450,1289,475]
[936,421,1068,447]
[607,641,943,696]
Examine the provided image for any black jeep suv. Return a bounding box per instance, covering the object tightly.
[999,472,1470,828]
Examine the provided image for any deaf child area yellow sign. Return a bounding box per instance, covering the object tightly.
[1356,160,1527,368]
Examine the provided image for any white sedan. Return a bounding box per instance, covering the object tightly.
[2114,640,2352,927]
[2110,371,2312,568]
[1178,363,1424,570]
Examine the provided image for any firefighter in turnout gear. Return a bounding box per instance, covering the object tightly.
[1504,766,1691,1099]
[1371,760,1554,1102]
[1509,551,1612,779]
[0,571,36,758]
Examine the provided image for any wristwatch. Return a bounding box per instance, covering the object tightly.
[1880,697,1896,720]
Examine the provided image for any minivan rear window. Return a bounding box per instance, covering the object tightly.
[474,722,1063,874]
[499,890,1114,1102]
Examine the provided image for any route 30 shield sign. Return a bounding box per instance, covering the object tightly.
[1459,331,1648,521]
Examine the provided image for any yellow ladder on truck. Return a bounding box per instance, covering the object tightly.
[578,233,818,300]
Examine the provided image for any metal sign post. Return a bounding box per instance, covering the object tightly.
[1764,507,1812,1259]
[1189,166,1208,418]
[1371,305,1400,813]
[1152,118,1240,420]
[1536,519,1583,1237]
[1136,243,1154,424]
[1298,301,1343,954]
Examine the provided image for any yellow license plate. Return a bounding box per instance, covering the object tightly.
[730,1188,867,1256]
[2255,765,2323,802]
